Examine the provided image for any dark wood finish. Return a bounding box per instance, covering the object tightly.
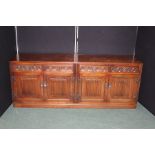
[10,54,143,108]
[12,74,43,100]
[79,76,107,103]
[107,75,140,103]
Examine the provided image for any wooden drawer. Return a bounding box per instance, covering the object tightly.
[110,65,140,73]
[11,64,42,72]
[79,65,109,74]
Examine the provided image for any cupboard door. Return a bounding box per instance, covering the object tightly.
[11,74,44,100]
[44,75,74,102]
[108,75,140,103]
[79,76,107,102]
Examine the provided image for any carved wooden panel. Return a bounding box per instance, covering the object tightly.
[44,75,74,101]
[44,65,73,73]
[11,75,43,99]
[110,66,139,73]
[108,75,140,102]
[12,64,42,72]
[79,76,107,102]
[80,65,108,73]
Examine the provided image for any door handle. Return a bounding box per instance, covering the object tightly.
[40,82,44,87]
[108,83,112,88]
[44,82,48,87]
[105,83,109,88]
[41,82,48,87]
[105,83,112,88]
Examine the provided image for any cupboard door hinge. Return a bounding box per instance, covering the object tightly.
[136,78,141,84]
[133,93,138,99]
[11,76,15,82]
[12,93,17,98]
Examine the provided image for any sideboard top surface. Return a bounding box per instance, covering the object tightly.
[10,53,142,64]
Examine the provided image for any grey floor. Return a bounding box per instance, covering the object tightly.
[0,103,155,129]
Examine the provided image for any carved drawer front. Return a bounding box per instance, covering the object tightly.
[80,65,109,74]
[44,65,73,73]
[110,65,139,73]
[12,64,42,72]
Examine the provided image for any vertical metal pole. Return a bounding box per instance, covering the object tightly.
[76,41,78,58]
[15,26,19,61]
[132,26,139,61]
[76,26,79,58]
[74,26,77,62]
[76,26,79,40]
[74,26,79,62]
[73,26,79,102]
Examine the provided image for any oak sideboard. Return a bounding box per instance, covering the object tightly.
[10,53,143,108]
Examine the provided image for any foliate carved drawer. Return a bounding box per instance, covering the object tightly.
[11,64,42,72]
[80,65,109,73]
[110,66,139,73]
[44,65,73,73]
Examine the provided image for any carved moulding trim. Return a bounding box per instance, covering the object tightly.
[80,66,109,73]
[44,65,73,72]
[111,66,139,73]
[15,65,42,71]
